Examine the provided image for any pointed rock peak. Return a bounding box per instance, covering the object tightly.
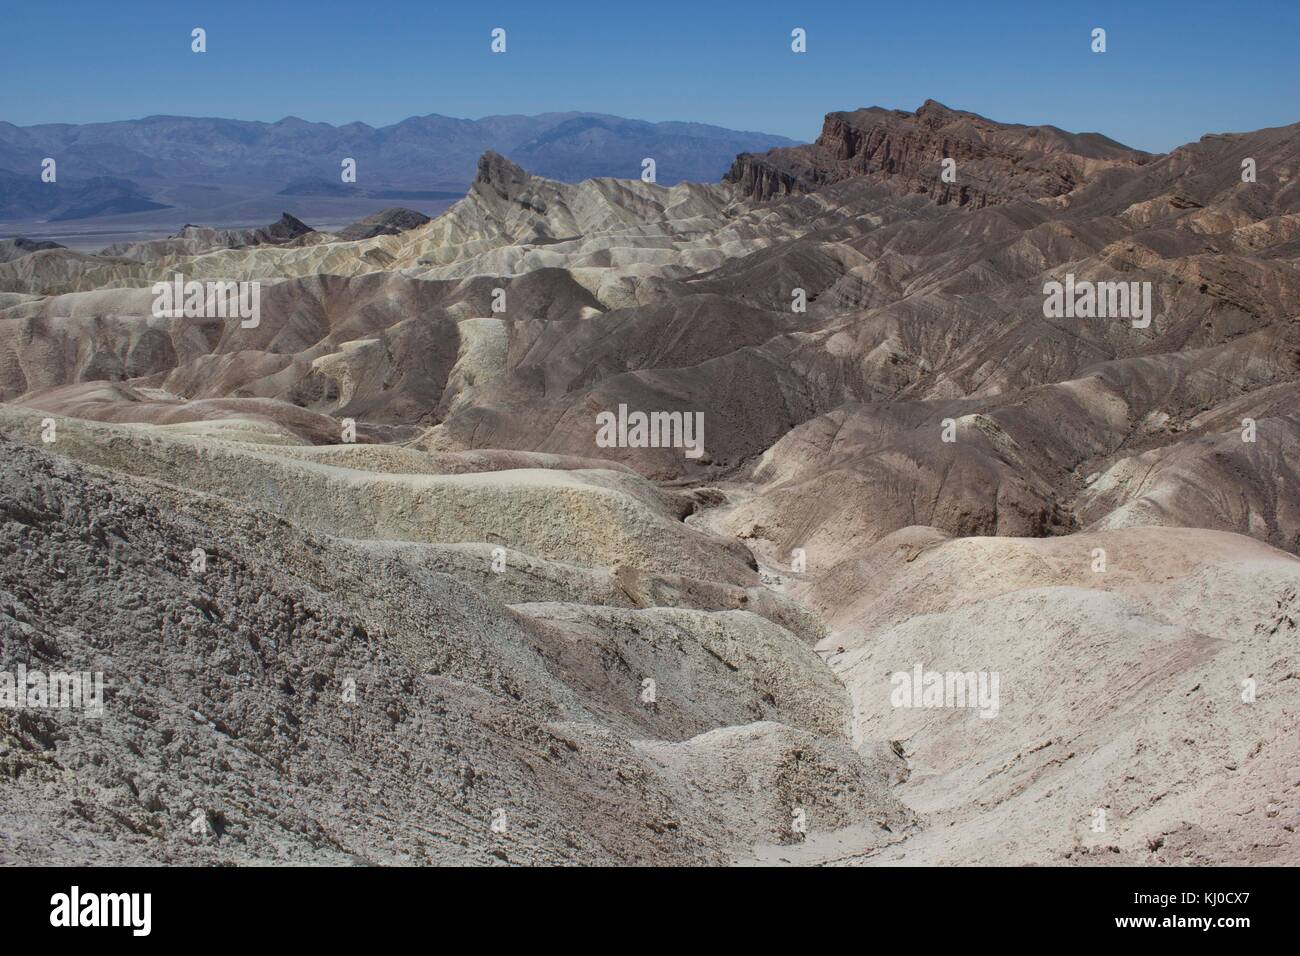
[268,212,313,238]
[475,150,532,197]
[915,99,960,126]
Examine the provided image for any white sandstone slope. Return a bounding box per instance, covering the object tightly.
[797,527,1300,865]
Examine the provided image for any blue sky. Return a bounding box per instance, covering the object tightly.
[3,0,1298,151]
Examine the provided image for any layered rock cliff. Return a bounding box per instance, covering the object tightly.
[726,99,1151,207]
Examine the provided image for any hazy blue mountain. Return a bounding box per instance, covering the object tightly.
[0,169,171,221]
[0,113,798,221]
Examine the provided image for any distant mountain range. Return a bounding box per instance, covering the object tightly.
[0,113,797,223]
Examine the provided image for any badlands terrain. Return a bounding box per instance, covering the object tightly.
[1,100,1298,865]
